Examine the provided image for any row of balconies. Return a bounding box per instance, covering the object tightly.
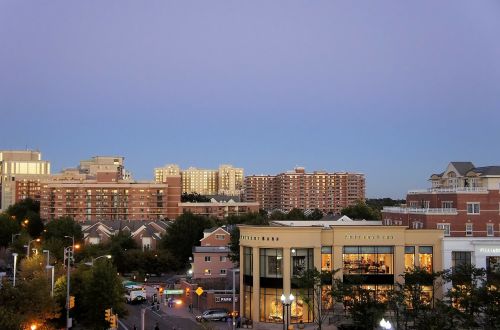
[382,207,458,215]
[407,187,488,194]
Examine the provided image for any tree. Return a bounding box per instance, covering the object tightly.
[307,209,324,220]
[341,200,381,220]
[227,212,269,264]
[0,213,21,248]
[181,192,210,202]
[5,198,44,238]
[161,212,215,269]
[343,284,387,329]
[43,216,83,242]
[294,268,343,330]
[63,259,126,328]
[287,208,306,220]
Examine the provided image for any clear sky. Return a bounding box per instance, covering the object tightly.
[1,1,499,198]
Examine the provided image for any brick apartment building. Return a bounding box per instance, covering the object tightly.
[244,167,365,214]
[180,198,259,219]
[382,162,500,278]
[382,162,500,237]
[38,156,182,221]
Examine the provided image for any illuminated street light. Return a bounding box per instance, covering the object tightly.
[27,238,41,258]
[281,293,295,330]
[85,254,112,266]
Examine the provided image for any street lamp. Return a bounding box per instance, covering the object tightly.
[379,318,392,329]
[280,293,295,330]
[46,265,55,297]
[64,235,77,330]
[12,253,18,287]
[43,250,50,268]
[85,254,112,266]
[26,238,41,258]
[11,233,21,244]
[232,268,240,330]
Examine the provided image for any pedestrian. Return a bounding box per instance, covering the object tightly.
[133,325,137,330]
[154,322,160,330]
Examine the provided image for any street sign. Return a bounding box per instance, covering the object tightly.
[195,287,204,296]
[165,289,184,294]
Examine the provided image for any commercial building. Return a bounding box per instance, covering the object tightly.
[179,198,259,219]
[154,164,244,196]
[238,218,443,326]
[244,167,365,214]
[0,150,51,211]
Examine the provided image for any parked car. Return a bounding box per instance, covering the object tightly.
[196,309,229,322]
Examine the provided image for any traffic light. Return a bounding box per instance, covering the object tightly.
[186,288,190,297]
[105,308,112,321]
[109,314,117,328]
[69,296,75,309]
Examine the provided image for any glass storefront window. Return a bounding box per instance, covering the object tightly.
[243,284,252,319]
[290,289,313,324]
[260,248,283,278]
[291,248,314,277]
[486,256,500,281]
[244,247,253,276]
[452,251,471,268]
[343,246,394,275]
[321,246,332,271]
[419,246,433,272]
[260,288,283,323]
[405,246,415,271]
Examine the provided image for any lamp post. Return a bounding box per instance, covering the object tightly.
[26,238,41,258]
[85,254,111,266]
[280,293,295,330]
[64,235,76,330]
[232,268,240,330]
[12,253,18,287]
[46,265,55,297]
[11,233,20,244]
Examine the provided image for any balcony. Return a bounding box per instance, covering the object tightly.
[382,207,457,215]
[407,187,488,194]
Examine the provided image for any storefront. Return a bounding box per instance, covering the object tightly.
[239,220,443,325]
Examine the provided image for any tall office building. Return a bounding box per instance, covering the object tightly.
[154,164,244,196]
[244,167,365,214]
[0,150,51,210]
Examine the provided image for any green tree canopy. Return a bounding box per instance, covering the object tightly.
[0,213,21,248]
[341,200,381,220]
[161,212,215,269]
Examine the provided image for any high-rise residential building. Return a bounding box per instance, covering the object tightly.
[39,175,181,222]
[79,156,131,181]
[0,150,51,210]
[154,164,244,196]
[244,167,365,214]
[381,162,500,277]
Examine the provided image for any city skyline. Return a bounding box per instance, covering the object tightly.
[1,1,499,198]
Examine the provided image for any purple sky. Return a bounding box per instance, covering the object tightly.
[1,1,499,198]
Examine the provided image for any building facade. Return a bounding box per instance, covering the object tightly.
[154,164,244,196]
[0,150,51,210]
[382,162,500,237]
[191,227,235,279]
[40,175,181,221]
[238,220,443,326]
[180,199,259,219]
[244,167,365,214]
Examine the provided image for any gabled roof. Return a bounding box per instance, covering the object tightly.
[450,162,475,176]
[468,166,500,176]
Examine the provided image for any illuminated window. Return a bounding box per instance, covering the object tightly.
[343,246,394,275]
[405,246,415,271]
[321,246,332,271]
[204,269,211,275]
[418,246,433,272]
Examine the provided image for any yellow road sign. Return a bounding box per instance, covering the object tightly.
[195,287,204,296]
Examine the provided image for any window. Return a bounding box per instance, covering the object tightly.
[260,248,283,278]
[419,246,433,272]
[343,246,394,275]
[412,221,423,229]
[405,246,415,271]
[452,251,471,268]
[244,247,253,276]
[466,223,473,236]
[487,223,494,237]
[220,256,227,262]
[437,223,451,236]
[220,269,227,275]
[291,248,314,276]
[215,234,225,240]
[442,201,453,209]
[467,203,480,214]
[422,201,430,209]
[204,256,211,262]
[204,269,211,275]
[321,246,332,271]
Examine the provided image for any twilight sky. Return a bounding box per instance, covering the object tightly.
[1,1,499,198]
